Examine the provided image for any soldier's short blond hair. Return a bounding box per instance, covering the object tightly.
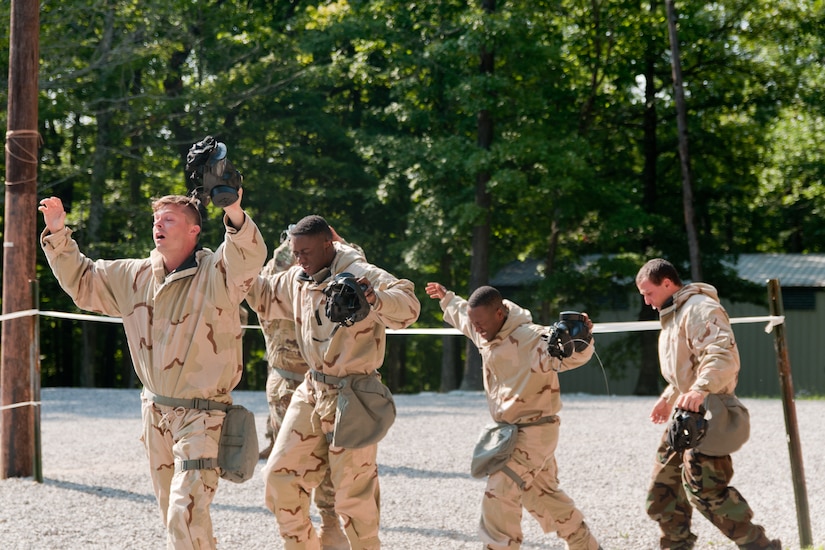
[152,195,202,228]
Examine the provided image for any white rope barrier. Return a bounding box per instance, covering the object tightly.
[0,308,785,411]
[0,308,786,334]
[38,310,126,324]
[0,309,39,322]
[0,400,41,412]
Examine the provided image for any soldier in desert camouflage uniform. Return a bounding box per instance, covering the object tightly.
[247,215,420,550]
[39,190,266,549]
[636,258,780,550]
[258,235,303,455]
[257,233,348,549]
[426,283,601,550]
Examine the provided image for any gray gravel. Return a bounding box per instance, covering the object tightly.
[0,388,823,549]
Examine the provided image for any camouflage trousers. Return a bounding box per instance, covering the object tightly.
[264,369,338,521]
[263,380,381,550]
[480,419,599,550]
[646,432,772,549]
[140,396,223,550]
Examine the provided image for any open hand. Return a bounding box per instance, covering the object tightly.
[425,282,446,300]
[38,197,67,234]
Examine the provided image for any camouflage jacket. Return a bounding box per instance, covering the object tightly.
[259,239,306,375]
[438,293,594,425]
[247,242,420,378]
[657,282,740,407]
[40,213,267,403]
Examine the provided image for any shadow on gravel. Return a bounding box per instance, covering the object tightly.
[46,478,271,515]
[394,408,481,419]
[211,502,271,515]
[46,478,155,503]
[381,524,477,543]
[381,524,549,548]
[379,464,470,480]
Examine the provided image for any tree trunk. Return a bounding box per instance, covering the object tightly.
[460,0,496,392]
[438,255,460,392]
[634,0,662,395]
[540,221,560,324]
[78,5,117,387]
[383,337,404,394]
[634,299,662,395]
[439,334,462,393]
[665,0,702,281]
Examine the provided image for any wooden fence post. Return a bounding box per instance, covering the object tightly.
[767,279,812,548]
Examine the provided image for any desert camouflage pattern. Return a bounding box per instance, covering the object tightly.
[41,212,267,549]
[649,283,776,549]
[259,239,309,439]
[439,293,599,550]
[265,371,303,437]
[261,241,338,526]
[647,434,775,549]
[439,293,594,425]
[259,239,309,377]
[264,370,339,531]
[480,419,599,550]
[40,213,266,402]
[248,241,420,549]
[141,398,223,548]
[656,283,740,407]
[247,242,420,378]
[263,380,380,550]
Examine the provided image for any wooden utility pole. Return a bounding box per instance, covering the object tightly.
[2,0,41,479]
[767,279,812,547]
[664,0,702,281]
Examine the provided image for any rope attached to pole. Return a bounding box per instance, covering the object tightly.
[4,129,42,186]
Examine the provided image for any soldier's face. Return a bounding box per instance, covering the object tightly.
[153,204,200,253]
[290,233,334,277]
[467,303,506,341]
[637,277,676,310]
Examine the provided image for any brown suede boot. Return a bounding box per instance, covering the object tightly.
[319,512,349,550]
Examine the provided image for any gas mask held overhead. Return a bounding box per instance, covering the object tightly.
[185,135,243,207]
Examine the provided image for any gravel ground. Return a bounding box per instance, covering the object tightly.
[0,388,823,549]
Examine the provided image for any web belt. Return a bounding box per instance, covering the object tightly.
[176,458,219,472]
[143,389,231,411]
[143,390,225,472]
[309,369,344,386]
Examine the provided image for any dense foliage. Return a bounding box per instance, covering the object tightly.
[1,0,823,393]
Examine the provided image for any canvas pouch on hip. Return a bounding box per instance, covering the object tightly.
[471,422,519,478]
[217,405,259,483]
[696,393,750,456]
[332,373,396,448]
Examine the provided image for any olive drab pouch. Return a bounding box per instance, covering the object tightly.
[471,422,519,478]
[331,373,396,449]
[696,393,750,456]
[217,405,259,483]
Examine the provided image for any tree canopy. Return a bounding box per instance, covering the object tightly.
[1,0,822,393]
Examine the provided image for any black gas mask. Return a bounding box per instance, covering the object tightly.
[185,136,243,207]
[542,311,592,359]
[324,273,371,327]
